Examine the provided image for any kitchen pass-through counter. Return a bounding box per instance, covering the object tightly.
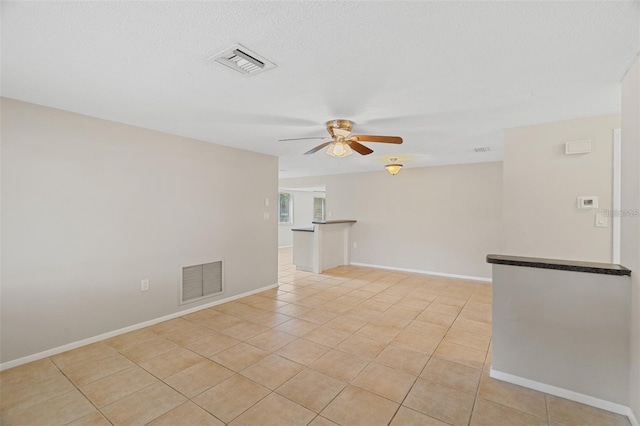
[292,220,356,274]
[487,254,632,414]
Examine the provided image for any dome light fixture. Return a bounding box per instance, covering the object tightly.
[385,158,403,175]
[326,140,353,157]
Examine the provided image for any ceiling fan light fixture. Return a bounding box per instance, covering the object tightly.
[288,118,403,156]
[326,141,353,157]
[385,158,403,175]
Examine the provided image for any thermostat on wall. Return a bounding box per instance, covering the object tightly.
[577,196,598,209]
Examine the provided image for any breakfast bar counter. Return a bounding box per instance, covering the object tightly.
[487,254,632,407]
[292,220,356,274]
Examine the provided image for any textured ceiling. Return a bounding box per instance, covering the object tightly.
[2,1,639,178]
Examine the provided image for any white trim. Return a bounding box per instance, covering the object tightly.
[490,368,637,425]
[349,262,491,282]
[278,245,293,249]
[0,283,278,371]
[613,128,622,264]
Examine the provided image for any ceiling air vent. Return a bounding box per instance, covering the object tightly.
[474,147,491,153]
[210,43,276,76]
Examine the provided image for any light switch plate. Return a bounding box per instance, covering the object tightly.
[595,213,608,228]
[263,212,270,220]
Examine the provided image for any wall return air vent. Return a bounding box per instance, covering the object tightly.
[181,261,223,304]
[210,43,276,76]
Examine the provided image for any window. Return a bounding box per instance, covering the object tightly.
[314,197,326,221]
[279,193,293,224]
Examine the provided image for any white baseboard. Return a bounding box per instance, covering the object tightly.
[490,368,638,425]
[278,245,293,248]
[349,262,492,283]
[0,283,279,371]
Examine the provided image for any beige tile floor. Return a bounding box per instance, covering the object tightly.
[0,247,632,426]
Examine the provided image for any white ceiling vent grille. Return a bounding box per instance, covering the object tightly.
[210,43,276,76]
[181,261,223,304]
[474,147,491,153]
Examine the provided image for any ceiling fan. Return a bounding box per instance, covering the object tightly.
[279,119,403,157]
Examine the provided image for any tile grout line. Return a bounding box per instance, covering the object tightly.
[467,333,492,426]
[384,274,476,426]
[266,274,422,425]
[50,357,116,425]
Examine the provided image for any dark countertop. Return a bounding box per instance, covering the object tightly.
[312,220,357,224]
[292,227,314,232]
[487,254,631,276]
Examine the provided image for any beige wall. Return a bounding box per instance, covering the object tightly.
[281,161,503,279]
[1,99,278,363]
[621,57,640,420]
[502,115,620,263]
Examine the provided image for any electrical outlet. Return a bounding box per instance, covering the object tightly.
[263,212,270,220]
[141,279,150,292]
[353,242,358,248]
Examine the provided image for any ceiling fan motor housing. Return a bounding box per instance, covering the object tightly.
[326,119,353,137]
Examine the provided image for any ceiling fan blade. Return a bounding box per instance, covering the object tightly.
[279,136,330,142]
[304,141,333,155]
[348,141,374,155]
[351,135,403,144]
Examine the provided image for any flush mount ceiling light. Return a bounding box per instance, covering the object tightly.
[385,158,403,175]
[210,43,276,76]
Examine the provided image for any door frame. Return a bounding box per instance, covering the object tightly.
[613,128,621,263]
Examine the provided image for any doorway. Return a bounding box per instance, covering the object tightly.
[277,186,326,248]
